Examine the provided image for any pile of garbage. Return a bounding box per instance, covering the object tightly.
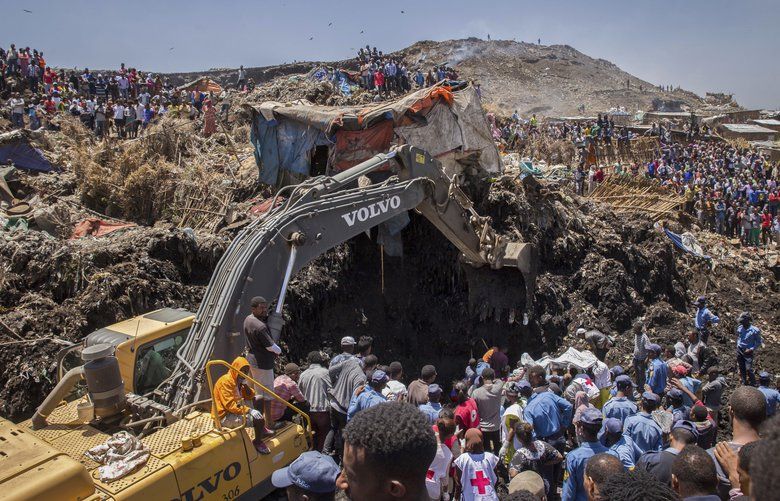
[0,81,777,424]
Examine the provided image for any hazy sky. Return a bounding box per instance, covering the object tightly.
[3,0,778,108]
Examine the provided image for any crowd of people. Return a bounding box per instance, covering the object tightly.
[355,45,459,96]
[212,295,778,500]
[498,111,780,250]
[1,43,226,139]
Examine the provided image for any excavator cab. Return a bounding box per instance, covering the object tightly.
[56,308,194,395]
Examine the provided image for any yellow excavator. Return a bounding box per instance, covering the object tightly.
[0,145,536,500]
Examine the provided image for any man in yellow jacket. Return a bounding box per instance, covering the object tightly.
[213,356,271,454]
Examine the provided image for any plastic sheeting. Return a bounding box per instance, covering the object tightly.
[0,134,54,173]
[332,120,394,172]
[250,114,332,185]
[395,101,463,157]
[70,218,136,239]
[247,83,502,184]
[85,431,150,483]
[663,227,711,260]
[534,347,600,371]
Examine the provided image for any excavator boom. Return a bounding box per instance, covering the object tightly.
[161,145,536,411]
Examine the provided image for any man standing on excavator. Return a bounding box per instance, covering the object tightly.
[244,296,282,430]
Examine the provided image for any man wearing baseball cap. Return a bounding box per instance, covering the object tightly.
[270,363,308,426]
[693,296,719,344]
[602,375,638,426]
[666,388,691,423]
[623,392,664,458]
[329,336,356,368]
[757,371,779,416]
[673,364,701,408]
[645,344,668,397]
[636,420,699,486]
[735,311,762,386]
[347,369,388,421]
[563,407,608,501]
[271,451,340,500]
[418,383,443,424]
[600,417,636,468]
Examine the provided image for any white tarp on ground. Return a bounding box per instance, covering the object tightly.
[529,347,600,372]
[85,431,150,483]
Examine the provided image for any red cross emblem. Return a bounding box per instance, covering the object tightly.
[470,469,491,495]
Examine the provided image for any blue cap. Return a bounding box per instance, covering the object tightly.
[647,344,662,353]
[610,365,625,376]
[271,451,340,493]
[603,417,622,434]
[370,369,389,384]
[516,380,532,390]
[668,388,683,400]
[428,383,442,395]
[672,420,699,439]
[642,391,660,403]
[759,371,771,381]
[615,375,635,387]
[580,407,603,426]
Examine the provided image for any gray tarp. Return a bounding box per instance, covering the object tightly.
[396,101,463,157]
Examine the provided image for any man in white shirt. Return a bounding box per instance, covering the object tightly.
[8,93,25,128]
[116,74,130,99]
[113,102,125,138]
[382,361,407,401]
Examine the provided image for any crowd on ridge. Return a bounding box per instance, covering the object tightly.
[210,295,778,500]
[355,45,460,96]
[1,43,235,139]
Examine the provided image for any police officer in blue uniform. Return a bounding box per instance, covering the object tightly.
[667,388,691,423]
[758,371,780,416]
[623,391,664,458]
[600,417,636,468]
[645,344,668,397]
[602,375,638,425]
[524,364,573,499]
[562,407,609,501]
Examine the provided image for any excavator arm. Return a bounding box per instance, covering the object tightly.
[160,145,536,411]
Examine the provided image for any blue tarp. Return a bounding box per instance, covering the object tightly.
[0,141,54,173]
[250,115,331,185]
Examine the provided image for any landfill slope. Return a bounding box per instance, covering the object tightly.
[164,38,720,116]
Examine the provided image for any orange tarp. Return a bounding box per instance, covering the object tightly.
[408,86,454,114]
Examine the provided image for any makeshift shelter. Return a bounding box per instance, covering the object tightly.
[246,83,502,186]
[177,77,223,94]
[0,130,55,173]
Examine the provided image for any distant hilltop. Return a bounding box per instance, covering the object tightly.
[164,38,739,117]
